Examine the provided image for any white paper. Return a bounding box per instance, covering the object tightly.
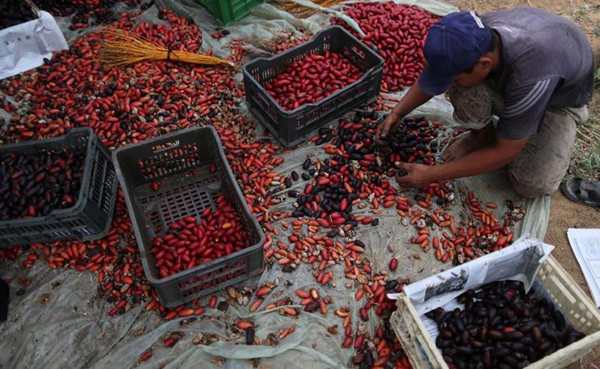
[567,228,600,307]
[401,235,554,315]
[0,11,68,80]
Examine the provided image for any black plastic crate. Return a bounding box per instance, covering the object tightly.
[243,25,384,147]
[113,126,265,308]
[0,128,118,248]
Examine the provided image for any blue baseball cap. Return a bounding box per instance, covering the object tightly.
[418,11,493,96]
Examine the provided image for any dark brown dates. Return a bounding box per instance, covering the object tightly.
[0,147,86,220]
[429,281,586,369]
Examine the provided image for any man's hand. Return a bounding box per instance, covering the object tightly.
[374,83,433,144]
[375,114,400,144]
[442,124,496,163]
[395,162,432,189]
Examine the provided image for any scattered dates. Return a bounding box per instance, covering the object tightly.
[291,113,442,234]
[351,320,412,369]
[427,281,585,369]
[303,114,518,266]
[265,52,363,111]
[33,0,143,30]
[0,1,36,30]
[376,115,441,165]
[151,195,251,278]
[0,10,232,151]
[0,147,86,220]
[332,3,440,92]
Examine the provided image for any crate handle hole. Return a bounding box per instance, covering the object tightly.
[350,46,366,59]
[152,140,180,153]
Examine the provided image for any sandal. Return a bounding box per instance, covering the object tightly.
[561,178,600,207]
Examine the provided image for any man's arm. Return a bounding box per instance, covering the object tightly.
[396,135,529,187]
[432,135,528,180]
[375,83,433,142]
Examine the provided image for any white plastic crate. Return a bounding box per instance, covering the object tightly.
[391,256,600,369]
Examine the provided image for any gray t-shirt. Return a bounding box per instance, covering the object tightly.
[482,8,594,140]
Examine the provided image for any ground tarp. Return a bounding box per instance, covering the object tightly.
[0,1,550,368]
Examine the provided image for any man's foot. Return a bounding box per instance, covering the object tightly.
[442,133,476,162]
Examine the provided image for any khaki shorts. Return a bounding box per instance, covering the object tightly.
[448,83,589,198]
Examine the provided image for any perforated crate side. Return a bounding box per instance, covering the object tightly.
[391,294,445,369]
[88,143,118,215]
[76,136,118,240]
[165,247,260,305]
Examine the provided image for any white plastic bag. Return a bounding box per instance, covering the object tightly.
[0,11,68,80]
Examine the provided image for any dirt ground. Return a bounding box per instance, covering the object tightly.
[545,192,600,301]
[441,0,600,367]
[546,191,600,368]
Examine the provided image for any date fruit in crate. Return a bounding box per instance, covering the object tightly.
[151,195,251,279]
[265,52,362,111]
[0,148,86,220]
[426,280,586,369]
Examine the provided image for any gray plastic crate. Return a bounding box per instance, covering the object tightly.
[0,128,118,248]
[113,126,265,308]
[243,25,384,147]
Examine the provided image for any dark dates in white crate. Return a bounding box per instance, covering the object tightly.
[427,280,585,369]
